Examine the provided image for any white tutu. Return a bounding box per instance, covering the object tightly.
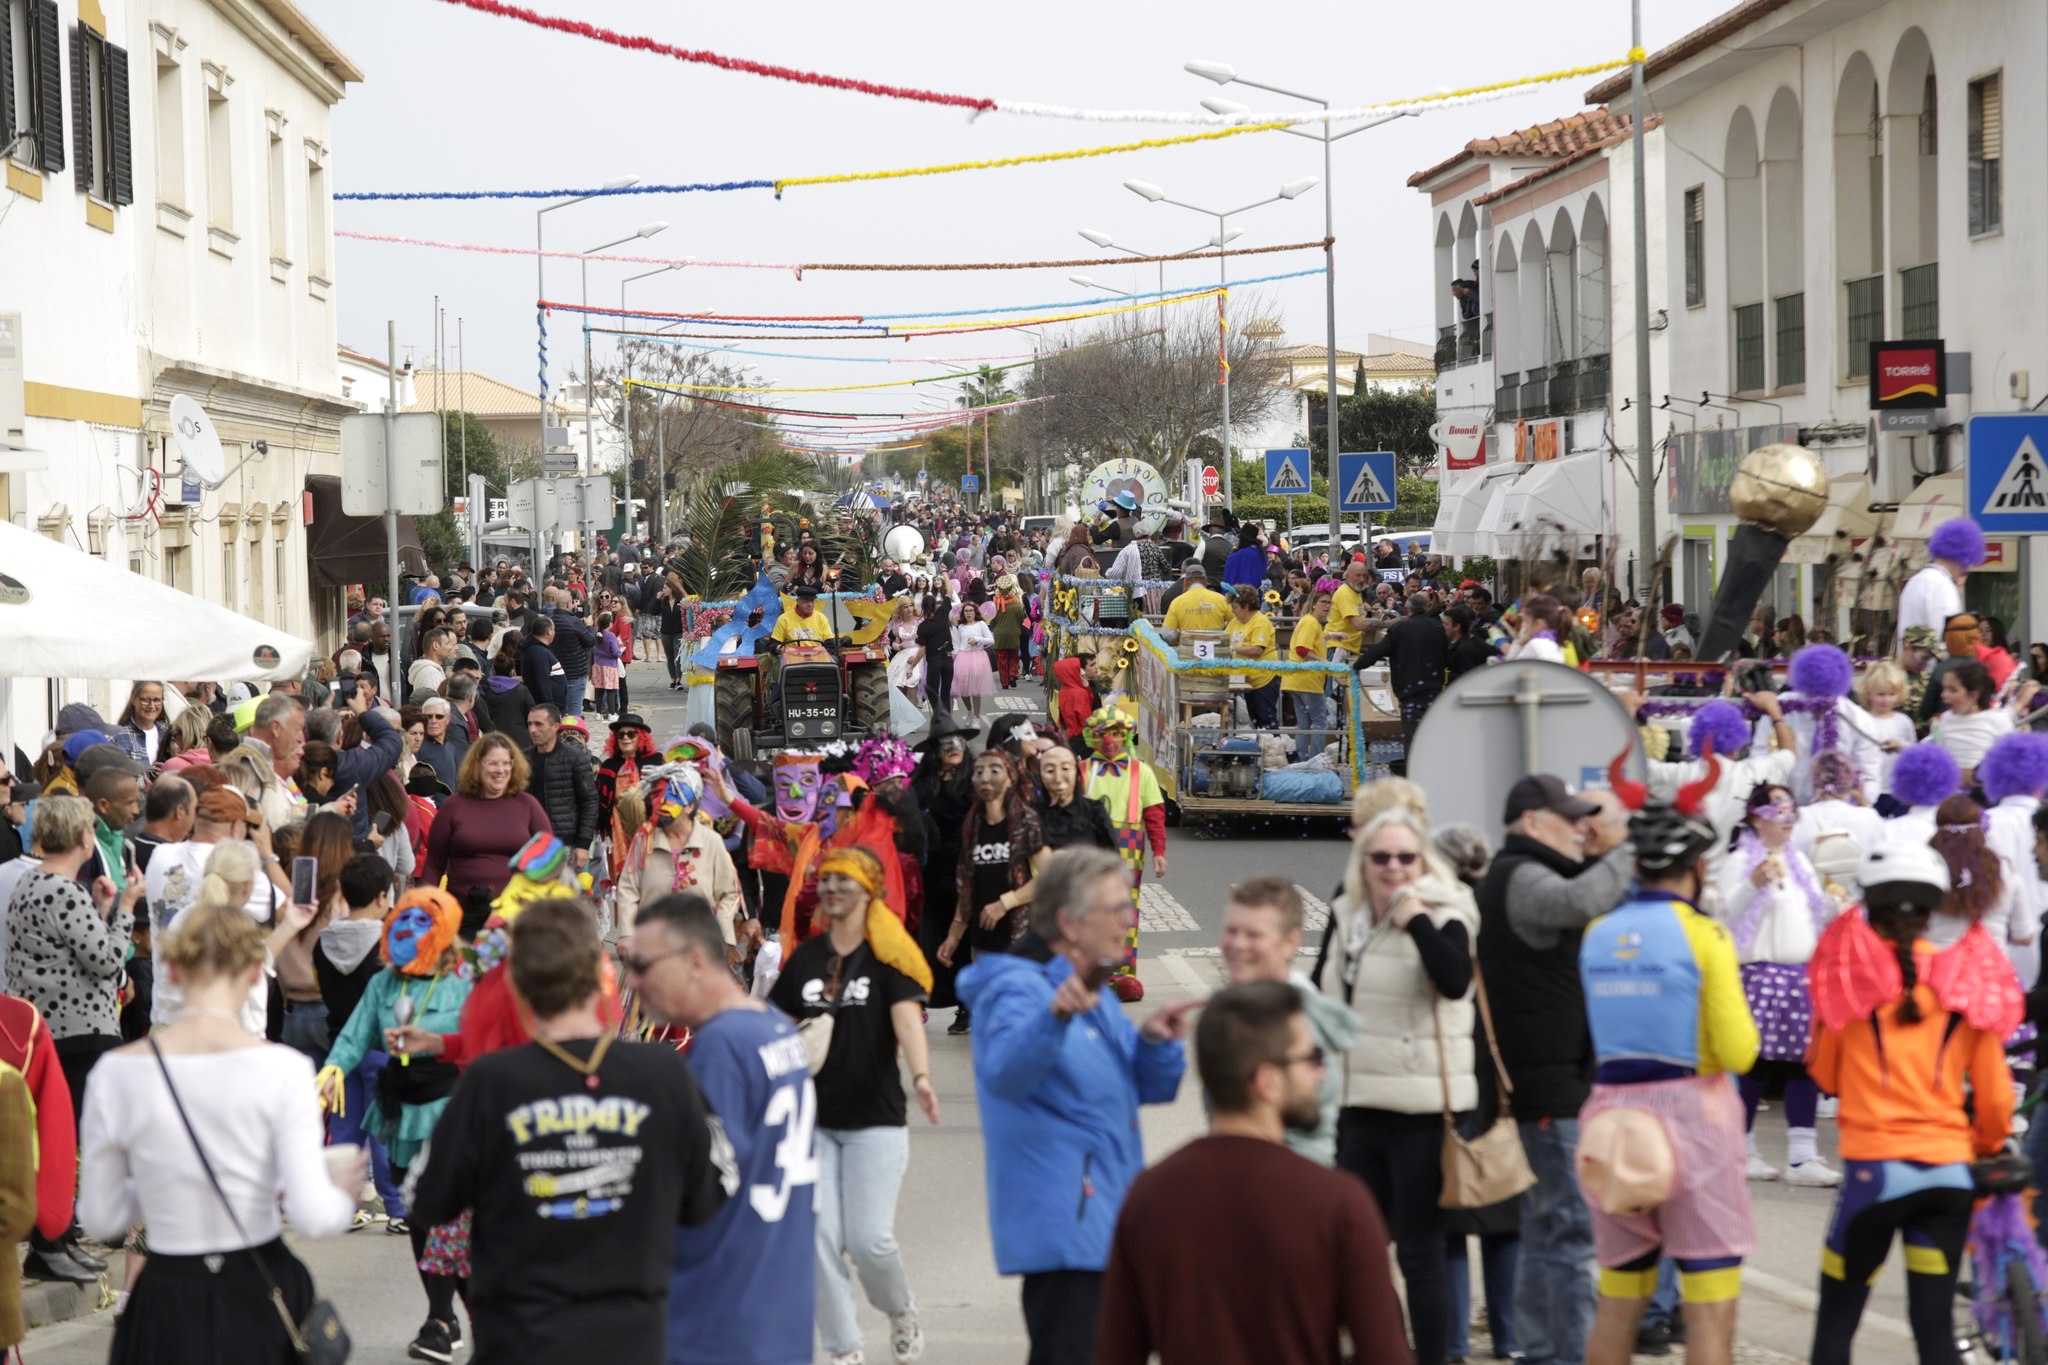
[887,647,925,692]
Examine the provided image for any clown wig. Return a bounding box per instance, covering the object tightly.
[382,886,463,976]
[1687,700,1752,760]
[1890,742,1962,810]
[1082,704,1136,755]
[1787,643,1854,699]
[1928,517,1988,569]
[1978,731,2048,805]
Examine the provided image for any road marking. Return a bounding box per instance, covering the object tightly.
[1157,954,1212,992]
[1740,1264,1910,1341]
[1143,882,1328,934]
[991,695,1040,713]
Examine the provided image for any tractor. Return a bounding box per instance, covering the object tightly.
[712,638,892,762]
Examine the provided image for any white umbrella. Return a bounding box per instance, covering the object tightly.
[0,517,313,682]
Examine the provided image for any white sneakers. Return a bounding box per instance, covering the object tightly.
[1745,1153,1781,1182]
[1785,1158,1845,1188]
[891,1309,926,1363]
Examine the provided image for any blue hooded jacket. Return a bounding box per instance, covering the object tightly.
[955,946,1185,1276]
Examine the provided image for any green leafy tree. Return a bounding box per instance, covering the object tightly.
[1308,384,1439,476]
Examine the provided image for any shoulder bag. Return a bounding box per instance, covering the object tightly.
[794,944,868,1077]
[1432,966,1536,1210]
[148,1039,351,1364]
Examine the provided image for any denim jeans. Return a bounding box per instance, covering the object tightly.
[564,676,588,718]
[1289,689,1336,757]
[661,633,684,684]
[815,1125,912,1355]
[1446,1231,1521,1358]
[1640,1258,1682,1332]
[280,999,330,1067]
[1244,678,1281,729]
[329,1051,406,1216]
[1515,1117,1595,1365]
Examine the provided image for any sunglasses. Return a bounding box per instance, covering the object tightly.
[1279,1046,1326,1069]
[622,947,685,975]
[1367,850,1419,867]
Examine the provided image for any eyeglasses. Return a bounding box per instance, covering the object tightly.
[1367,850,1419,867]
[1278,1046,1326,1070]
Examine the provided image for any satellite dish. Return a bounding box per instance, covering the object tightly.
[882,524,926,566]
[168,395,227,488]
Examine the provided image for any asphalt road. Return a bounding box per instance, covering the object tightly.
[22,653,1925,1363]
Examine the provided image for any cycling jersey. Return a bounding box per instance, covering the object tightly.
[1581,892,1759,1085]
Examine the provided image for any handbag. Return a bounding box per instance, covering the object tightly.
[1431,967,1537,1210]
[149,1039,352,1364]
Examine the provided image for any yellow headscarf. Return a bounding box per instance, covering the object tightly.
[818,848,933,993]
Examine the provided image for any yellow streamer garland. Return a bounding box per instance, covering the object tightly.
[772,122,1291,195]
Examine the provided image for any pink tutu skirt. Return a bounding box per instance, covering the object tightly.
[952,647,994,698]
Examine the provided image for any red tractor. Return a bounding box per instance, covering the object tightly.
[712,639,892,761]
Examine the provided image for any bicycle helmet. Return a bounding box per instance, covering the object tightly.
[1857,842,1951,915]
[1607,741,1721,877]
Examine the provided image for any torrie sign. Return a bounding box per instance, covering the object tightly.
[1869,340,1946,411]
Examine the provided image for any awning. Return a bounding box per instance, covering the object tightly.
[1784,476,1879,564]
[1889,472,2017,571]
[1471,465,1540,557]
[1432,466,1490,557]
[1504,452,1608,554]
[0,517,311,681]
[304,476,425,586]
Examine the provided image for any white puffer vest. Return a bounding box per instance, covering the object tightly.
[1320,875,1479,1115]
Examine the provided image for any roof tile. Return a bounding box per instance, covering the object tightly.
[1406,106,1631,187]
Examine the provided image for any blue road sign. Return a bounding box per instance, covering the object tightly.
[1335,451,1397,512]
[1969,415,2048,533]
[916,469,928,483]
[1264,448,1311,496]
[960,473,981,492]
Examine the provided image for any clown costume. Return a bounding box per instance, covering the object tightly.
[1081,706,1166,1002]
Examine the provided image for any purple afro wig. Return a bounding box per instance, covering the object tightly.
[1978,732,2048,804]
[1687,700,1752,759]
[1889,742,1961,809]
[1787,643,1854,698]
[1928,517,1988,569]
[1811,750,1863,800]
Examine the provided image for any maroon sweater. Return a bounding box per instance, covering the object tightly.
[1097,1135,1412,1365]
[418,792,551,900]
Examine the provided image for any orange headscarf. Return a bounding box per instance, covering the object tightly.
[818,847,933,993]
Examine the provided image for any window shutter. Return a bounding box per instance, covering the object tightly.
[32,0,61,174]
[1,4,14,148]
[1980,74,2002,160]
[68,20,86,191]
[106,40,129,204]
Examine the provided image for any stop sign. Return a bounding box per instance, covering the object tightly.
[1200,465,1220,498]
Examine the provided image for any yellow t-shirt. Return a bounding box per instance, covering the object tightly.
[1228,612,1278,689]
[1163,584,1233,635]
[1282,616,1328,694]
[1326,584,1367,654]
[770,609,831,644]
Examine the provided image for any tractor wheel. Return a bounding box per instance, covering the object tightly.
[847,661,891,734]
[714,671,756,755]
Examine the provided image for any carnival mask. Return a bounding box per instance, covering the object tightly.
[1757,798,1797,826]
[385,905,433,969]
[775,752,826,823]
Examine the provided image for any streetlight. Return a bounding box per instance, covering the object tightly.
[1184,60,1417,550]
[1124,176,1318,504]
[621,262,683,542]
[535,175,638,442]
[1076,225,1239,305]
[579,222,668,550]
[1070,274,1131,296]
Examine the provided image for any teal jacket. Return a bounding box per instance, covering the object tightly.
[323,967,472,1167]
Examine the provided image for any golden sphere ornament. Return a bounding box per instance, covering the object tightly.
[1728,443,1828,538]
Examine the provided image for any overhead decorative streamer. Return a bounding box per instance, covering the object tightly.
[613,325,1165,367]
[420,1,1634,128]
[1216,295,1230,387]
[334,228,1328,276]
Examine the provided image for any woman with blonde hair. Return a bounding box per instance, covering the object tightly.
[80,897,356,1364]
[1315,804,1479,1365]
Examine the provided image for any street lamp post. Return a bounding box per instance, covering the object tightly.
[1124,176,1318,506]
[621,262,683,542]
[580,222,668,551]
[535,175,639,448]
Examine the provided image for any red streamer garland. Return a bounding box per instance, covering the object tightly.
[434,0,996,113]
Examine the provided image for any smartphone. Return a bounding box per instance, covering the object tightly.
[371,811,394,835]
[290,856,320,909]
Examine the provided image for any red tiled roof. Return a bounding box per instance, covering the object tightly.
[1585,0,1800,103]
[1406,106,1632,187]
[1473,115,1659,206]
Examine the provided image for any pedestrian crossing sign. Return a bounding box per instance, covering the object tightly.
[1336,451,1397,512]
[1968,416,2048,533]
[1264,448,1310,496]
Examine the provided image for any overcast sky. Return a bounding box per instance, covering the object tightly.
[311,0,1733,425]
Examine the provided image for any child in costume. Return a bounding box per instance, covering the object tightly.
[1081,706,1167,1002]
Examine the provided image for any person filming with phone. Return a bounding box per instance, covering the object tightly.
[955,846,1194,1365]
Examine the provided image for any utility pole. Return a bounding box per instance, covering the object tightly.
[1631,4,1656,586]
[383,321,401,610]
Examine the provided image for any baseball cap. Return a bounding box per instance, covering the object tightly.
[1902,625,1939,649]
[1576,1106,1675,1215]
[1503,773,1600,824]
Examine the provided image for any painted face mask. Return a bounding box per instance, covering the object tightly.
[381,888,461,977]
[774,752,826,824]
[386,907,432,968]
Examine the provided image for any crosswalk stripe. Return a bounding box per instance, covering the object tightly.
[1141,882,1330,934]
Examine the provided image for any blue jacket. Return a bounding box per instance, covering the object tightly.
[955,947,1185,1276]
[549,607,600,679]
[335,709,403,841]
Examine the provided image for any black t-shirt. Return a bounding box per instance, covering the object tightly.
[915,615,953,661]
[770,938,925,1130]
[408,1038,732,1361]
[967,817,1019,953]
[1038,795,1116,852]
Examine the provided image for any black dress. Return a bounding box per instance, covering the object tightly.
[1037,794,1116,851]
[913,763,974,1009]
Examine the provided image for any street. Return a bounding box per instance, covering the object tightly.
[21,658,1919,1365]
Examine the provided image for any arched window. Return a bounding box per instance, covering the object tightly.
[1493,235,1521,414]
[1725,109,1765,392]
[1547,207,1578,368]
[1762,88,1804,387]
[1834,54,1884,380]
[1519,221,1548,416]
[1435,212,1457,363]
[1579,195,1610,358]
[1886,30,1938,338]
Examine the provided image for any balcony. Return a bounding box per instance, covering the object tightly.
[1436,324,1459,369]
[1457,316,1480,363]
[1518,365,1549,418]
[1578,352,1611,407]
[1901,263,1939,340]
[1775,293,1806,389]
[1496,373,1521,421]
[1548,358,1580,413]
[1845,275,1884,380]
[1733,303,1766,393]
[1438,315,1486,369]
[1481,314,1493,360]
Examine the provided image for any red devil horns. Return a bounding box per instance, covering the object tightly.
[1676,739,1722,818]
[1607,745,1647,812]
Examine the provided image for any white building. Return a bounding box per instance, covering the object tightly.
[1,0,361,729]
[1585,0,2048,643]
[1415,107,1668,589]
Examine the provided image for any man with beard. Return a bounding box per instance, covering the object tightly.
[1095,982,1409,1365]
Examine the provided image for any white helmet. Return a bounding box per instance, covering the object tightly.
[1858,842,1951,915]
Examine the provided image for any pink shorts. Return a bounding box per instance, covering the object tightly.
[1577,1073,1755,1267]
